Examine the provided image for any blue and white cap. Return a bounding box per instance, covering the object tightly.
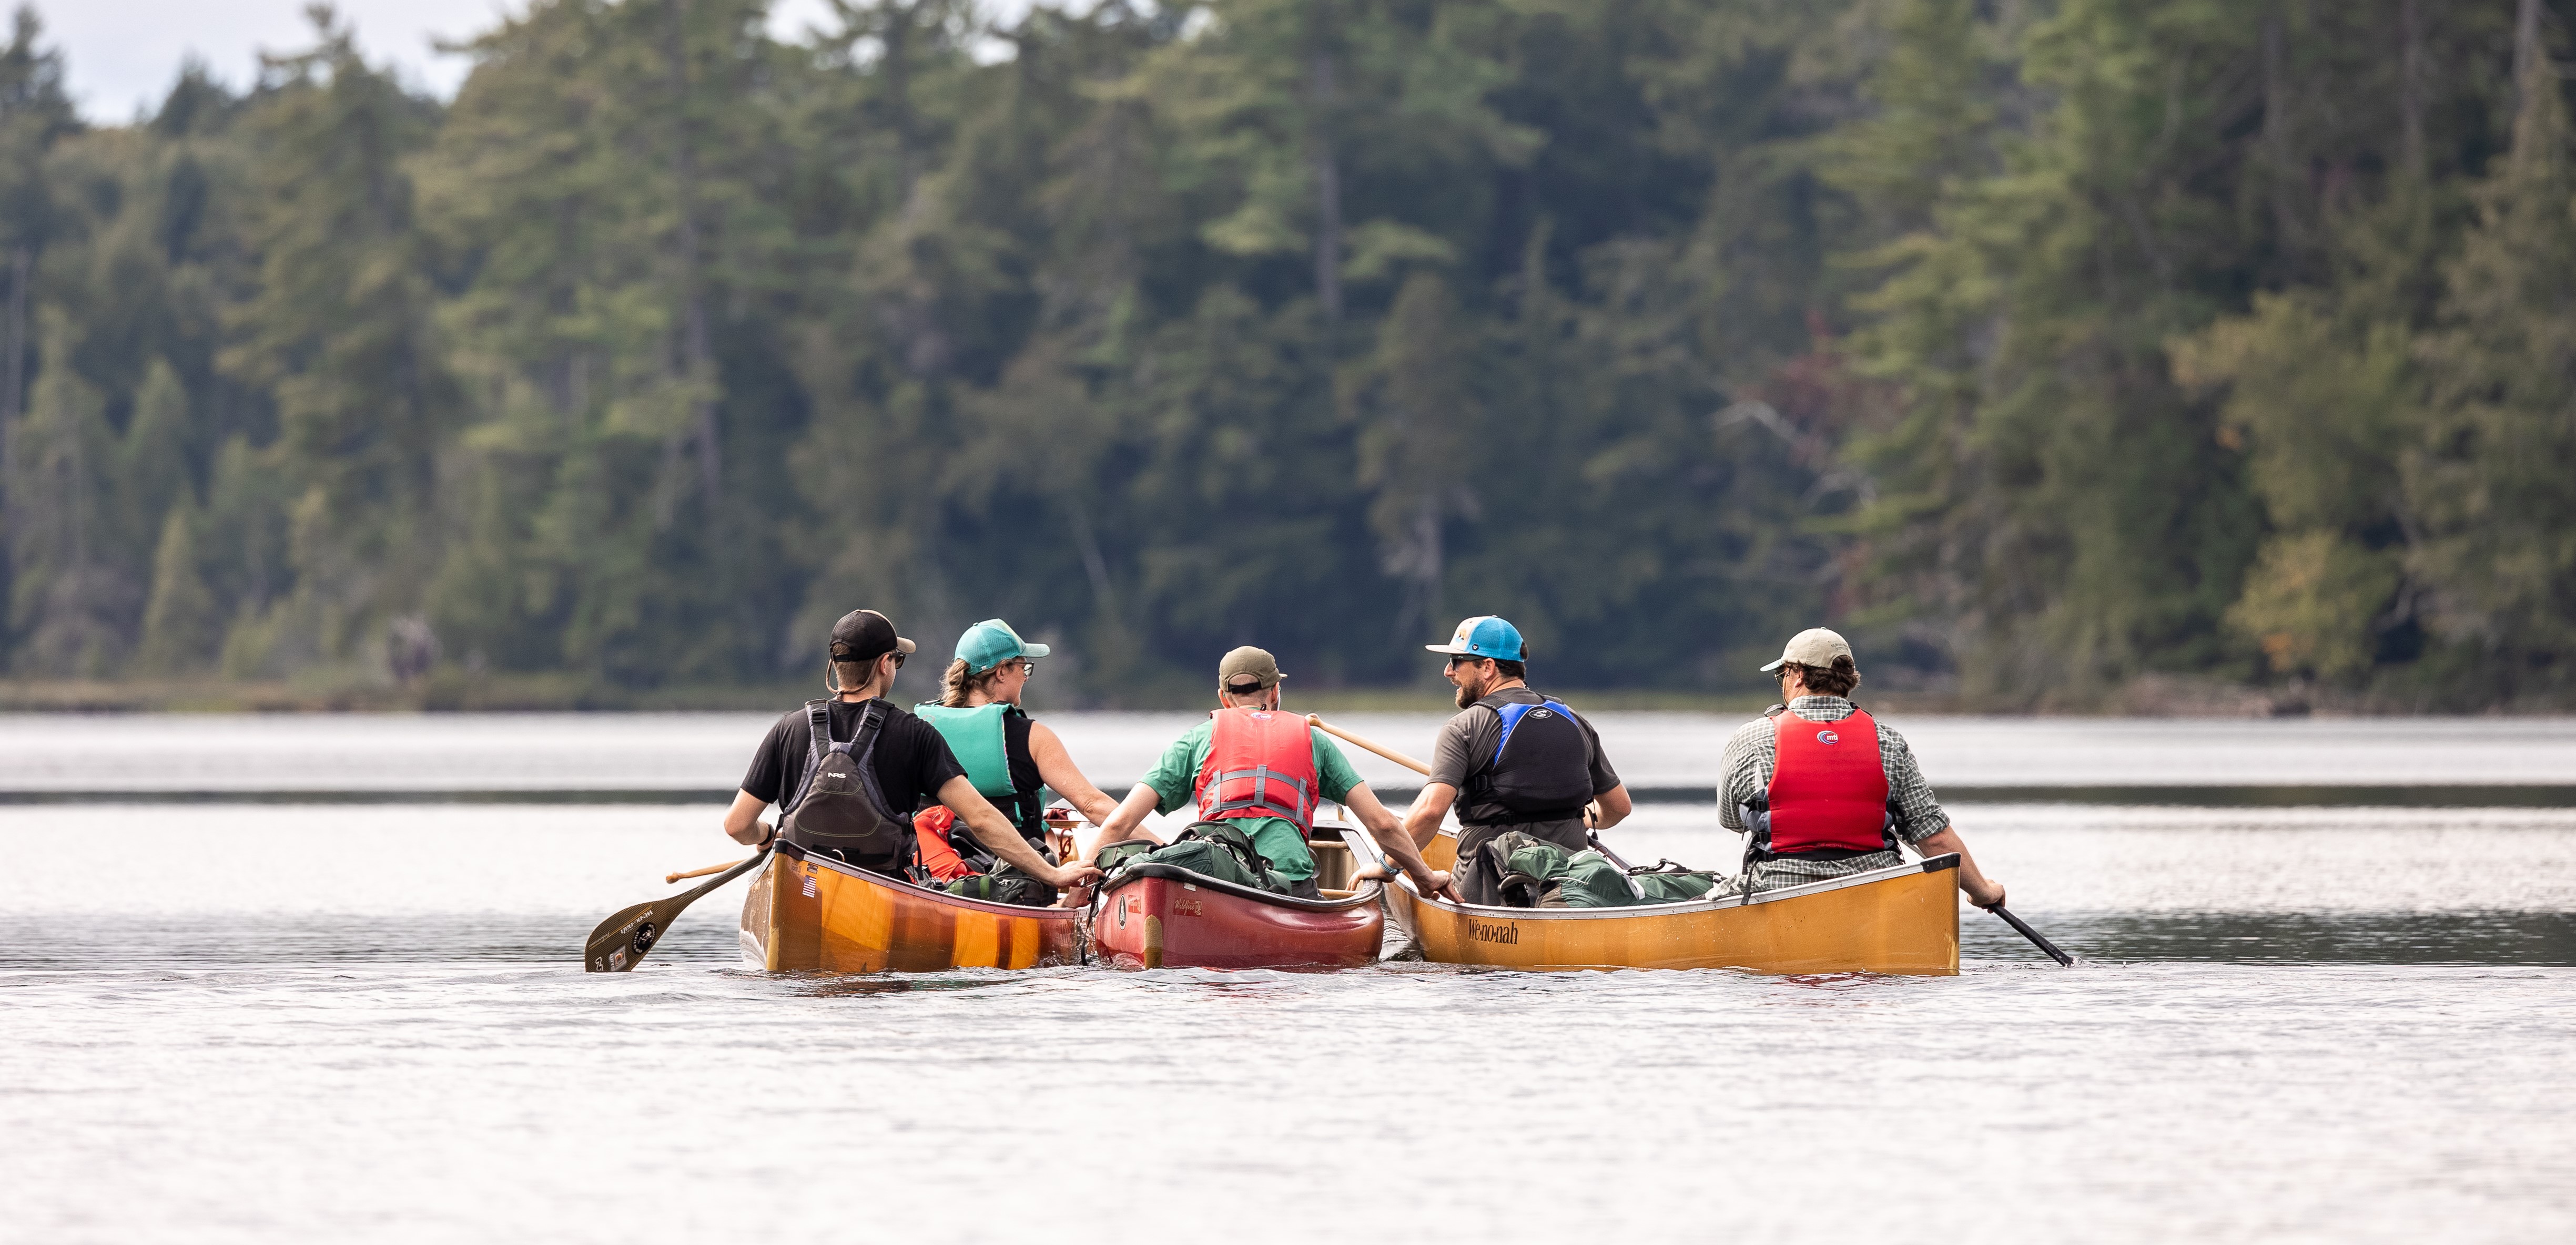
[1425,616,1526,661]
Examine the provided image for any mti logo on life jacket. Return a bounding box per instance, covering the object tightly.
[1816,729,1840,746]
[1531,709,1554,719]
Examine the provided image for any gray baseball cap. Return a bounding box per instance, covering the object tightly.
[1760,628,1854,673]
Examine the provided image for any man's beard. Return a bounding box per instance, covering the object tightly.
[1454,680,1478,710]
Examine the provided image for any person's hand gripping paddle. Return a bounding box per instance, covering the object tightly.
[583,847,771,973]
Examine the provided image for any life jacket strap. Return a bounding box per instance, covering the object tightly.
[1205,764,1311,822]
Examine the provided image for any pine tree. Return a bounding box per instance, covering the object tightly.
[219,8,457,672]
[138,503,220,672]
[2408,37,2576,691]
[5,313,133,673]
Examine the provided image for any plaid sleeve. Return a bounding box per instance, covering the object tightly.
[1717,718,1773,832]
[1877,724,1949,842]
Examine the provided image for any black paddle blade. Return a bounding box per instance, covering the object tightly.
[1989,904,2075,966]
[585,897,683,973]
[582,846,773,973]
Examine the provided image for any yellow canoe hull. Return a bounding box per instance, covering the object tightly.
[739,840,1080,973]
[1391,832,1960,975]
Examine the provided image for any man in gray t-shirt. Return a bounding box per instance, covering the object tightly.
[1401,615,1632,905]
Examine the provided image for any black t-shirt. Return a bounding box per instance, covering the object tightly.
[1428,686,1621,826]
[740,699,968,817]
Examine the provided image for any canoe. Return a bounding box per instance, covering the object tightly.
[739,838,1080,973]
[1381,830,1960,975]
[1090,829,1385,971]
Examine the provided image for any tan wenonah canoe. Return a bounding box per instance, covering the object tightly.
[1382,830,1960,975]
[739,839,1080,973]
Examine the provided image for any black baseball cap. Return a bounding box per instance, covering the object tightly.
[829,609,916,664]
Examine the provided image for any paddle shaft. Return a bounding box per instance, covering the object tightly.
[1305,715,1430,776]
[1987,903,2074,966]
[665,858,748,884]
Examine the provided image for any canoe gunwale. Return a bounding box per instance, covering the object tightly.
[1094,863,1384,913]
[772,838,1083,924]
[1382,848,1963,923]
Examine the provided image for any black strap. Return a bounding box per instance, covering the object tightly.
[786,699,831,814]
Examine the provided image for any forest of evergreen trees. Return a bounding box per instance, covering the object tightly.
[0,1,2570,708]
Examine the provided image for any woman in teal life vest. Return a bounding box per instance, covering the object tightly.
[915,619,1121,873]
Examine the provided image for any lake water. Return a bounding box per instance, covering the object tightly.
[3,713,2572,1242]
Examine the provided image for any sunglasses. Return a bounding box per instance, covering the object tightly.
[1445,655,1486,670]
[833,648,907,667]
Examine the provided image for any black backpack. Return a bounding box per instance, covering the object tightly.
[780,700,913,875]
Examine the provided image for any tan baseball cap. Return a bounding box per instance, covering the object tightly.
[1760,628,1854,673]
[1218,646,1284,691]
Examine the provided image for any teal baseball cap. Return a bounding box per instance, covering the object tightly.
[1425,616,1526,661]
[955,618,1050,673]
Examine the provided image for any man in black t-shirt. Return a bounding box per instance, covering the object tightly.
[720,609,1101,894]
[1401,615,1632,905]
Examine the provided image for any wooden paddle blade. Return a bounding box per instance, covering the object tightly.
[584,898,679,973]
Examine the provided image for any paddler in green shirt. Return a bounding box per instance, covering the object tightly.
[911,619,1122,890]
[1096,646,1455,901]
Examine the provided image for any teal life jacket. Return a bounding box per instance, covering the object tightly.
[914,701,1046,845]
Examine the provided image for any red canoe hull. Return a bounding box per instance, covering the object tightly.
[1092,872,1384,970]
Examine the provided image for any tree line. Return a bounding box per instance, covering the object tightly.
[0,1,2568,707]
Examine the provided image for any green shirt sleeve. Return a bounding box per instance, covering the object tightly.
[1311,728,1363,804]
[1141,719,1214,817]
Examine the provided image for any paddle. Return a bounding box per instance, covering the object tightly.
[584,846,772,973]
[1984,903,2074,966]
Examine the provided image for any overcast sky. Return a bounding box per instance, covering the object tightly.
[32,0,924,120]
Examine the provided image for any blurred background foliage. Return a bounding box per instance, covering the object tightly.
[0,0,2569,709]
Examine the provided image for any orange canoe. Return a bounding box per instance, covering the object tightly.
[739,839,1080,973]
[1384,831,1960,975]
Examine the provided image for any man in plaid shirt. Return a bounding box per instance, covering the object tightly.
[1718,629,2007,905]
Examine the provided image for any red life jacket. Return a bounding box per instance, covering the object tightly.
[1193,707,1317,830]
[1762,707,1893,855]
[910,806,977,882]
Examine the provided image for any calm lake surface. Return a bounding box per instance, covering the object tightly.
[3,713,2572,1242]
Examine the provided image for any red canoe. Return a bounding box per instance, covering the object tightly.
[1089,829,1385,970]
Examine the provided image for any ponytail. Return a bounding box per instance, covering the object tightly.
[940,658,1007,707]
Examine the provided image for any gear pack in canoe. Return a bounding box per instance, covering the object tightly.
[910,804,1060,906]
[1485,830,1722,909]
[1095,822,1290,894]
